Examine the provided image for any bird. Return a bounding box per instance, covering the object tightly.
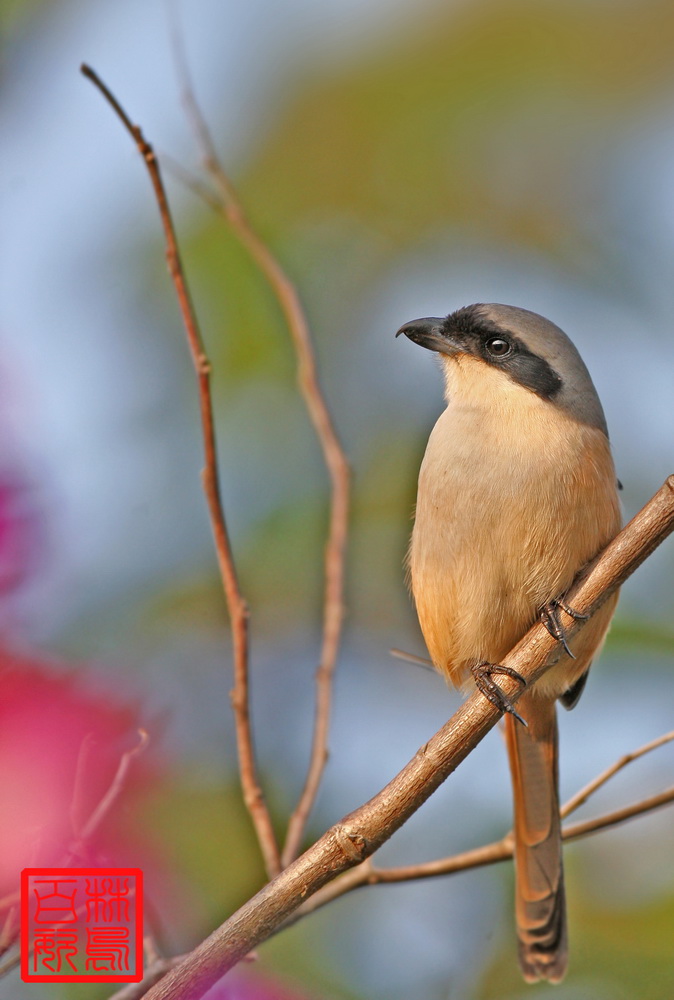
[397,303,621,983]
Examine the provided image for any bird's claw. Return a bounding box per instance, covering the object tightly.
[540,597,588,659]
[472,661,528,726]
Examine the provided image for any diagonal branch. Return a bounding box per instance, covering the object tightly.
[144,476,674,1000]
[167,23,351,867]
[80,64,281,879]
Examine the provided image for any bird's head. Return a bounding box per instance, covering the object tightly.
[397,303,608,435]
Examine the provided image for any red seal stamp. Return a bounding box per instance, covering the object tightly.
[21,868,143,983]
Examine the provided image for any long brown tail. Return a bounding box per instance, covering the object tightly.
[504,696,567,983]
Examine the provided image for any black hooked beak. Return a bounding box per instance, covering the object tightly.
[395,317,461,355]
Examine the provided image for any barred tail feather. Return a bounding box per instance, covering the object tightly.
[505,697,567,983]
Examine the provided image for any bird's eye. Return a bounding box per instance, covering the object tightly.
[485,337,511,358]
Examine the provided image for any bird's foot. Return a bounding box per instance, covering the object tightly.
[540,597,589,659]
[471,662,527,726]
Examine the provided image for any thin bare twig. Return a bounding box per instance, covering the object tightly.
[75,729,150,845]
[144,934,162,968]
[167,23,350,867]
[80,64,281,879]
[159,154,221,212]
[564,785,674,838]
[69,732,96,837]
[0,731,151,974]
[144,477,674,1000]
[389,647,435,671]
[560,728,674,818]
[0,954,19,978]
[64,729,150,866]
[0,907,17,958]
[0,728,150,933]
[288,749,674,921]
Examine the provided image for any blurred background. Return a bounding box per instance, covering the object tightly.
[2,0,674,997]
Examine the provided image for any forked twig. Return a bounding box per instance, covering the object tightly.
[0,728,151,969]
[80,64,281,879]
[288,741,674,921]
[73,729,150,847]
[167,22,350,867]
[560,728,674,818]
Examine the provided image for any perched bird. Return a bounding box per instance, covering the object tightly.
[398,303,621,983]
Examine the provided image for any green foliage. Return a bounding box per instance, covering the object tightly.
[140,779,267,936]
[607,619,674,655]
[478,872,674,999]
[241,0,674,262]
[181,222,293,385]
[2,0,50,33]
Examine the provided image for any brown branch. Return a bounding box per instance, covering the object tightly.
[167,28,351,866]
[80,64,281,879]
[143,477,674,999]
